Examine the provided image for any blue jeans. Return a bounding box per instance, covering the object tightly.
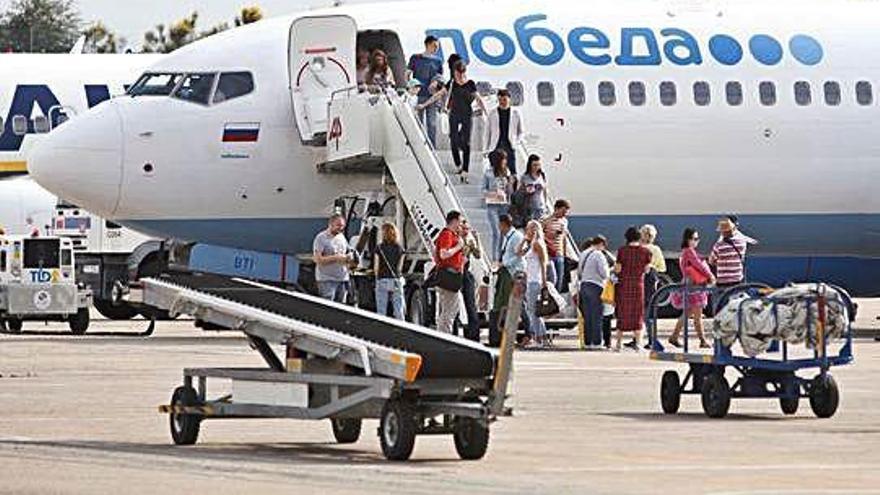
[375,278,405,319]
[318,281,349,303]
[525,282,547,339]
[579,283,604,346]
[551,255,566,292]
[486,205,507,259]
[418,102,438,147]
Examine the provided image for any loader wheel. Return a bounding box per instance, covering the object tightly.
[169,386,202,445]
[331,418,362,444]
[379,400,417,461]
[453,417,490,460]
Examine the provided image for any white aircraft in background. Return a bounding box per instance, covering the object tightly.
[29,0,880,296]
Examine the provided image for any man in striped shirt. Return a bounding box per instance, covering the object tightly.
[709,216,750,287]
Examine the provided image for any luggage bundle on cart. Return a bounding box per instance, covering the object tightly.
[131,272,519,461]
[647,283,854,419]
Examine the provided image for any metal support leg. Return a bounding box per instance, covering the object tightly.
[247,335,286,372]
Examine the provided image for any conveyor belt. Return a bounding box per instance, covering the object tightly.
[155,272,496,379]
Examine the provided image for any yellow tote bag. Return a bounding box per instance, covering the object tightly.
[601,280,615,305]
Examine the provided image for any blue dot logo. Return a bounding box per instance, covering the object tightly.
[749,35,783,65]
[709,35,743,66]
[790,35,823,66]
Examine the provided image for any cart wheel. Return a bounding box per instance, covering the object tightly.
[169,386,202,445]
[68,308,90,335]
[94,299,139,320]
[809,374,840,419]
[6,318,23,334]
[453,417,490,460]
[660,370,681,414]
[379,400,417,461]
[701,373,731,418]
[331,418,362,444]
[780,397,799,415]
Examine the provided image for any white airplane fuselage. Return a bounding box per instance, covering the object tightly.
[29,0,880,295]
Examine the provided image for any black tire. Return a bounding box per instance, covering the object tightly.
[169,386,201,445]
[6,318,23,334]
[93,299,139,320]
[701,372,731,418]
[68,307,90,335]
[453,417,490,460]
[407,287,427,327]
[780,397,799,415]
[809,374,840,419]
[331,418,362,444]
[379,400,418,461]
[660,370,682,414]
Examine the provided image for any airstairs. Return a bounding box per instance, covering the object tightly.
[321,89,494,284]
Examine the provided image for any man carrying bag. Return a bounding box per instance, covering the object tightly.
[489,215,528,346]
[433,211,466,334]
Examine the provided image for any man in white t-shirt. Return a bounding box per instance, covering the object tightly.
[313,214,352,303]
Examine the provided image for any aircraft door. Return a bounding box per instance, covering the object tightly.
[289,15,357,143]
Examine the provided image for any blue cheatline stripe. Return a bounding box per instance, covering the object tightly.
[119,213,880,296]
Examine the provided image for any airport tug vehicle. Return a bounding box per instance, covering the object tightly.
[647,283,854,419]
[0,235,92,334]
[143,272,520,461]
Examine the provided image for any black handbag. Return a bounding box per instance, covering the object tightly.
[536,286,560,317]
[435,267,464,292]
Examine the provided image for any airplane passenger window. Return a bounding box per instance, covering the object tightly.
[567,82,585,106]
[505,82,524,106]
[824,81,841,106]
[659,81,677,106]
[12,115,28,135]
[476,81,493,97]
[33,115,50,134]
[173,73,217,105]
[128,73,184,96]
[693,81,711,106]
[856,81,873,106]
[537,82,555,106]
[759,81,777,106]
[725,82,743,106]
[598,81,616,106]
[213,72,255,104]
[794,81,812,106]
[628,82,646,106]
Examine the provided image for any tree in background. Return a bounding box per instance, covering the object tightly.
[141,5,264,54]
[235,6,263,27]
[0,0,81,53]
[82,21,124,53]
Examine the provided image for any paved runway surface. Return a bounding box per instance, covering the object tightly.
[1,300,878,494]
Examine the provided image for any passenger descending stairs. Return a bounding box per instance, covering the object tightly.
[372,93,493,281]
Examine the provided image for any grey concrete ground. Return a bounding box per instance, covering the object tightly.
[0,299,878,495]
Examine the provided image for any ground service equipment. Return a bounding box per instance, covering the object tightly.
[0,235,92,334]
[133,272,518,461]
[648,283,854,419]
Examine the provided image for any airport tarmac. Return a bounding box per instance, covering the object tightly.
[0,300,878,495]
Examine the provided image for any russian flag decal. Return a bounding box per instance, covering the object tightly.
[223,122,260,143]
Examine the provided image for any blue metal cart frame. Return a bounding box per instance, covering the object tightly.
[646,282,854,418]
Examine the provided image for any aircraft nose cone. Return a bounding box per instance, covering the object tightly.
[29,101,123,216]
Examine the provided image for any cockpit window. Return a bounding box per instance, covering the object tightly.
[128,73,184,96]
[213,72,255,104]
[173,73,217,105]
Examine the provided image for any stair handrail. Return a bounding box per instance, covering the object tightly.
[382,90,492,277]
